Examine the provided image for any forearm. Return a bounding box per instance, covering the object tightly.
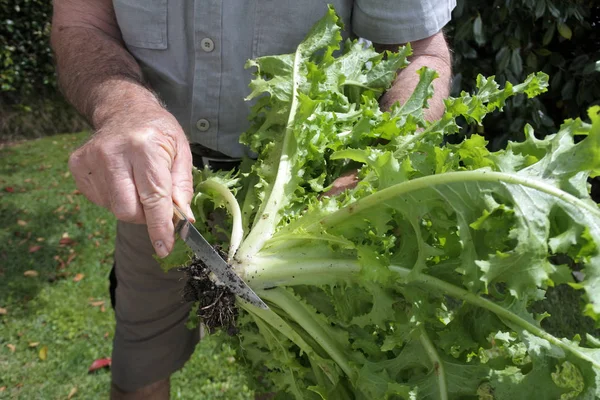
[51,2,161,129]
[376,31,451,121]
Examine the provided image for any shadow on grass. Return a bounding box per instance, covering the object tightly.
[0,133,116,318]
[0,203,86,306]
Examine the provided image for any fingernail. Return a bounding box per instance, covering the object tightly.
[186,205,196,223]
[154,240,169,258]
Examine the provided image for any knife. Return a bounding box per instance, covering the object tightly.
[172,204,268,309]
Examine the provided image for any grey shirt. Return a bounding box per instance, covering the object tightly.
[112,0,455,158]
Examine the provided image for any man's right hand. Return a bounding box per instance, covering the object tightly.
[69,104,194,258]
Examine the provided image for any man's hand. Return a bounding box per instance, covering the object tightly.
[376,31,452,120]
[69,104,194,257]
[51,0,195,257]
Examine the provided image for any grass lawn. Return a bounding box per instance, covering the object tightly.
[0,133,254,399]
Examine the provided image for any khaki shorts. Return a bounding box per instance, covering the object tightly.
[109,221,199,392]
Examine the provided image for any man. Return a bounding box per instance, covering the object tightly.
[51,1,455,398]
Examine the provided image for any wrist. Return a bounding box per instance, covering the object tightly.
[91,79,163,129]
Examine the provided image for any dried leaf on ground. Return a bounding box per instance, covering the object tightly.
[0,307,7,315]
[6,344,15,352]
[28,245,42,253]
[38,346,47,361]
[66,253,77,265]
[88,358,111,373]
[23,270,39,277]
[73,273,84,282]
[0,386,5,392]
[17,220,27,226]
[67,387,77,399]
[59,237,75,246]
[89,300,104,307]
[28,342,39,348]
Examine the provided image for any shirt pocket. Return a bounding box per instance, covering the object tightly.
[253,0,352,58]
[113,0,168,49]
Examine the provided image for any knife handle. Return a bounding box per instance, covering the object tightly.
[172,203,187,233]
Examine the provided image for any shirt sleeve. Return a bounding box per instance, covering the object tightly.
[352,0,456,44]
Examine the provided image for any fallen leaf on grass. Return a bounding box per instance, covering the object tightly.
[23,270,39,277]
[28,245,42,253]
[17,220,27,226]
[6,344,15,352]
[73,273,85,282]
[66,253,77,265]
[4,186,14,193]
[28,342,39,348]
[100,305,106,313]
[0,307,7,315]
[59,237,75,246]
[0,386,5,392]
[88,357,111,373]
[67,387,77,399]
[39,346,47,360]
[89,300,105,307]
[36,237,45,242]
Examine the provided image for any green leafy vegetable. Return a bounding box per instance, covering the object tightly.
[164,7,600,399]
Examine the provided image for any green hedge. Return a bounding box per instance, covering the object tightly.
[0,0,598,140]
[1,0,54,96]
[447,0,599,148]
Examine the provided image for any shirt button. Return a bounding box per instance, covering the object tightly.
[200,38,214,52]
[196,118,210,132]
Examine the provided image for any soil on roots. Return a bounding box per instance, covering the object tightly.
[181,252,238,335]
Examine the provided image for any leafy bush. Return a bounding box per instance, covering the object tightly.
[447,0,599,148]
[0,0,55,96]
[0,1,87,139]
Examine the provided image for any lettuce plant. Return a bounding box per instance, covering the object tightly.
[163,7,600,399]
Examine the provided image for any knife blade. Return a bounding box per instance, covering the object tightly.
[172,204,268,309]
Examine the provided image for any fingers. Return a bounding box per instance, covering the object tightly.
[171,139,195,222]
[133,134,176,258]
[108,162,145,224]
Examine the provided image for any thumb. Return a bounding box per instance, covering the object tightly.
[171,140,195,222]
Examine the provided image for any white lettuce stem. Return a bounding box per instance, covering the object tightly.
[242,257,361,288]
[195,180,244,259]
[242,257,600,369]
[235,46,303,262]
[239,301,325,365]
[316,170,600,229]
[418,326,448,400]
[257,287,356,380]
